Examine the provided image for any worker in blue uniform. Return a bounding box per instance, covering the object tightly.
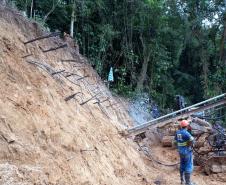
[174,120,195,185]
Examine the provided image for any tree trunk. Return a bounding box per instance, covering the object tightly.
[219,13,226,65]
[43,0,60,23]
[70,0,76,38]
[202,47,209,97]
[30,0,33,18]
[136,35,150,92]
[136,52,150,92]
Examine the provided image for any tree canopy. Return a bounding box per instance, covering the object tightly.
[9,0,226,109]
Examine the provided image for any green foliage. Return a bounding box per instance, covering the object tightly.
[12,0,226,109]
[112,67,134,97]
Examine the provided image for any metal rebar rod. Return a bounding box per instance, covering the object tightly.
[77,75,89,81]
[80,92,101,106]
[64,92,82,102]
[93,97,110,104]
[61,59,84,63]
[65,73,82,78]
[51,69,65,76]
[24,32,61,44]
[21,54,32,58]
[42,44,68,53]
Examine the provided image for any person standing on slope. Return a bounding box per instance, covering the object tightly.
[175,120,196,185]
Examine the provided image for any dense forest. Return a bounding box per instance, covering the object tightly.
[4,0,226,109]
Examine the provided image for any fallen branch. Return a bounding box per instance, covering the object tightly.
[65,92,82,102]
[41,44,68,53]
[80,92,101,106]
[51,69,65,76]
[24,32,61,44]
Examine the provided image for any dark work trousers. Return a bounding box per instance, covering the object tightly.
[180,153,193,185]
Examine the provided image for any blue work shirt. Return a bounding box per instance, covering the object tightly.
[175,128,194,155]
[175,128,194,173]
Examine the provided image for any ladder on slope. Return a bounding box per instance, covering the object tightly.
[126,93,226,136]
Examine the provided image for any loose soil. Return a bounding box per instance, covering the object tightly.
[0,5,225,185]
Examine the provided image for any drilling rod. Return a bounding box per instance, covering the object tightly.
[127,93,226,136]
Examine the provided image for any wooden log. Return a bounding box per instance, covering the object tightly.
[41,44,68,53]
[194,141,204,148]
[24,32,61,44]
[192,117,211,127]
[161,136,174,147]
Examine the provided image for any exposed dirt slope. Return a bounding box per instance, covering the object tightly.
[0,6,225,185]
[0,6,156,185]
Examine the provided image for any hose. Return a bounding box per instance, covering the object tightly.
[136,142,179,167]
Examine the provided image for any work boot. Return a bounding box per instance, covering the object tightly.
[185,173,196,185]
[180,171,185,185]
